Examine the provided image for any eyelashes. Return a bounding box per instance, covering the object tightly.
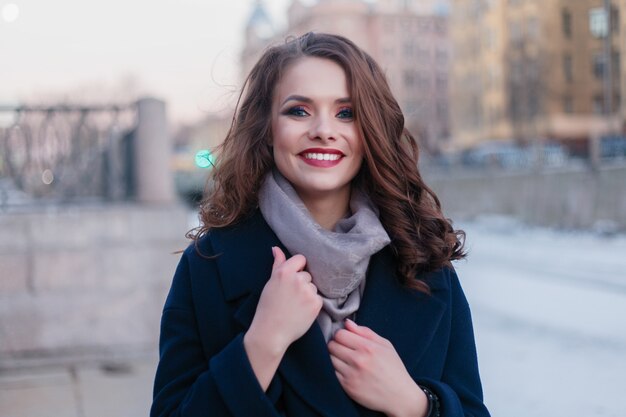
[281,105,354,120]
[336,107,353,119]
[283,106,309,117]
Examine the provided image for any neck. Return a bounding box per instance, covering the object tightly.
[299,189,351,230]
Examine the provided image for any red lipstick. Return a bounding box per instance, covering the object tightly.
[298,148,344,168]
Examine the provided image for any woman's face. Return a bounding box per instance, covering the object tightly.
[271,56,364,205]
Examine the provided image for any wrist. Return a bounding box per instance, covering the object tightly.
[244,323,288,360]
[243,326,286,393]
[387,381,429,417]
[418,385,441,417]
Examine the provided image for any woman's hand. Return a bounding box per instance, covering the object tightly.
[328,319,429,417]
[244,246,323,390]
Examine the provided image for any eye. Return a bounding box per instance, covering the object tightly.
[336,107,354,120]
[284,106,309,117]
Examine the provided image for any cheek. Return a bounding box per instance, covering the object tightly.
[271,121,294,149]
[271,131,293,169]
[351,133,365,160]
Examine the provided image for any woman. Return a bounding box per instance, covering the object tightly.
[151,32,490,417]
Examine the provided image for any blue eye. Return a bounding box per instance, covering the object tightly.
[337,107,353,120]
[285,106,309,117]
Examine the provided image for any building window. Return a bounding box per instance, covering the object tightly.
[418,19,431,33]
[434,20,446,35]
[436,102,448,123]
[417,72,431,90]
[436,74,448,92]
[593,52,606,79]
[563,96,573,113]
[436,49,448,65]
[400,18,412,31]
[563,54,573,82]
[562,8,572,38]
[593,95,604,114]
[510,20,522,43]
[416,100,431,119]
[589,7,608,39]
[527,17,540,39]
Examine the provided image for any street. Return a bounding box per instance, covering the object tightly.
[456,217,626,417]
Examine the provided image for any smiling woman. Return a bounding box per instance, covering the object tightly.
[151,32,490,417]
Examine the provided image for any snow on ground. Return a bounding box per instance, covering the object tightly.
[454,216,626,417]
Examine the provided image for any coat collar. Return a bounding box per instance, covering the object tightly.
[209,210,447,415]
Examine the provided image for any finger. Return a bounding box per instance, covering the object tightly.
[345,319,385,343]
[332,327,370,350]
[282,253,307,273]
[328,339,357,363]
[335,370,347,386]
[329,353,351,376]
[295,271,313,283]
[272,246,287,269]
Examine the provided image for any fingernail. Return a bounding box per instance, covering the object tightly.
[271,246,276,257]
[345,318,356,326]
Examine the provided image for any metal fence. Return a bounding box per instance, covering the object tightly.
[0,104,137,208]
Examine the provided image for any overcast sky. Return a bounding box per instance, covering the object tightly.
[1,0,291,124]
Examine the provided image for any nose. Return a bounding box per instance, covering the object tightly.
[308,114,336,141]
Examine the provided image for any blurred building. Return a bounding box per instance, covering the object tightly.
[450,0,622,155]
[242,0,452,154]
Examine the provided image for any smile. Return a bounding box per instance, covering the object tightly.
[302,153,342,161]
[298,148,345,168]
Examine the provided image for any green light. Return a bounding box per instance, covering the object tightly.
[195,149,215,169]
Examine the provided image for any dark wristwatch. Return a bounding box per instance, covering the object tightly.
[419,384,441,417]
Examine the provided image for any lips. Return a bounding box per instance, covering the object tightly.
[298,148,345,167]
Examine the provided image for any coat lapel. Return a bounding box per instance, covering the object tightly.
[211,211,360,417]
[356,247,447,373]
[210,211,448,415]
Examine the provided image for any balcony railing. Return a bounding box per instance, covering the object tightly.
[0,104,137,207]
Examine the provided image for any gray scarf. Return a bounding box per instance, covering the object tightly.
[258,170,390,342]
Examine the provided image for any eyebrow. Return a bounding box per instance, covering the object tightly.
[281,95,351,106]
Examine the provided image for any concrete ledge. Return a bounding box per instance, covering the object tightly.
[427,164,626,231]
[0,203,189,365]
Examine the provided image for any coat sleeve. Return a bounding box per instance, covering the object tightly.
[417,269,491,417]
[150,251,283,417]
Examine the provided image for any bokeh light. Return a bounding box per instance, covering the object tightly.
[1,3,20,23]
[41,169,54,185]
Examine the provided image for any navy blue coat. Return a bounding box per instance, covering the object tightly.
[151,211,490,417]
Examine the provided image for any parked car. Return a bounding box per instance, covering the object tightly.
[460,141,569,170]
[600,135,626,159]
[461,142,531,169]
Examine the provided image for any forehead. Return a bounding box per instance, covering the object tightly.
[274,57,350,102]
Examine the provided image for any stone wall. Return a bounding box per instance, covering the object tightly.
[0,204,189,369]
[427,164,626,232]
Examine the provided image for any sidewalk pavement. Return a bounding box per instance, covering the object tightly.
[0,355,158,417]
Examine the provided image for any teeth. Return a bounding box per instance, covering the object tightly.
[303,153,341,161]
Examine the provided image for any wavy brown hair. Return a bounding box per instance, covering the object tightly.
[190,32,465,293]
